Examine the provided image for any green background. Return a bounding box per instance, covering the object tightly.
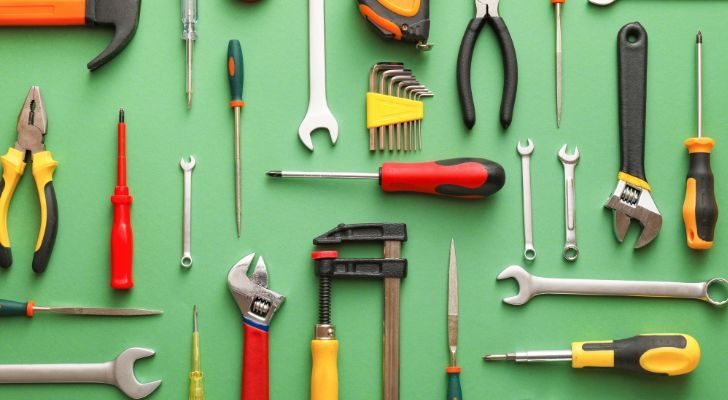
[1,0,727,399]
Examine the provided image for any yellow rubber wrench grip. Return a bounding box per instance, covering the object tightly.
[0,147,26,268]
[31,150,58,273]
[311,339,338,400]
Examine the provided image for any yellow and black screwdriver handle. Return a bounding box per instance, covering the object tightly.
[683,137,718,250]
[358,0,431,50]
[572,334,701,376]
[0,148,58,273]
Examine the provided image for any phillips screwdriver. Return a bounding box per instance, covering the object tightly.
[227,40,244,237]
[484,334,701,376]
[0,299,161,318]
[683,31,718,250]
[267,158,505,199]
[182,0,198,108]
[189,305,205,400]
[110,109,134,290]
[553,0,564,127]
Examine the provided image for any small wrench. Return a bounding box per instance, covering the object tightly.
[517,139,536,260]
[180,156,196,268]
[558,145,579,261]
[497,265,728,307]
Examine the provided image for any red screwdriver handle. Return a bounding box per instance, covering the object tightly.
[242,318,270,400]
[380,158,505,198]
[110,111,133,290]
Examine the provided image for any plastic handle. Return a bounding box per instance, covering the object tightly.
[0,299,32,317]
[228,40,245,107]
[31,151,58,273]
[456,17,486,129]
[242,319,269,400]
[111,118,133,289]
[683,138,718,249]
[379,158,505,198]
[446,368,462,400]
[0,0,86,26]
[311,339,338,400]
[0,147,26,268]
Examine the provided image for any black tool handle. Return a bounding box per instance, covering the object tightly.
[491,17,518,129]
[456,17,486,129]
[617,22,648,181]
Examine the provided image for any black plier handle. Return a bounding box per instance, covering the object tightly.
[456,0,518,130]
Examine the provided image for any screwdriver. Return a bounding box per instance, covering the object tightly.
[189,305,205,400]
[553,0,564,127]
[446,240,462,400]
[267,158,506,199]
[484,334,701,376]
[182,0,198,108]
[683,31,718,250]
[110,109,134,290]
[0,299,161,318]
[227,40,244,237]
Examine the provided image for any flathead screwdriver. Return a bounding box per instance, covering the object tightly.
[182,0,198,108]
[227,40,244,237]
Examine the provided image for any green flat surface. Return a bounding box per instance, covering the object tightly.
[1,0,728,399]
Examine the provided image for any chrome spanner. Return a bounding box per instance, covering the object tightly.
[517,139,536,260]
[558,145,579,261]
[180,156,196,268]
[497,265,728,307]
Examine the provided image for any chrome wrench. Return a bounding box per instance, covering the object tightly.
[180,156,196,268]
[517,139,536,260]
[558,145,579,261]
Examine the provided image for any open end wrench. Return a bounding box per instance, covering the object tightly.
[298,0,338,151]
[0,348,161,399]
[558,145,579,261]
[180,156,196,268]
[517,139,536,260]
[589,0,616,5]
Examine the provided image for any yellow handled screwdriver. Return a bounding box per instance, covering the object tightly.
[484,334,700,376]
[189,305,204,400]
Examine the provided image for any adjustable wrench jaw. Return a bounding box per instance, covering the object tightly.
[228,253,285,327]
[604,180,662,249]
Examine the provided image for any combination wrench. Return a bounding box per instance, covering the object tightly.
[558,145,579,261]
[517,139,536,260]
[180,156,196,268]
[497,265,728,307]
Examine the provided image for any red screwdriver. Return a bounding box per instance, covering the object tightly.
[267,158,505,198]
[110,109,134,290]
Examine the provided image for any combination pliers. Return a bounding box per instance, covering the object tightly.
[456,0,518,130]
[0,86,58,273]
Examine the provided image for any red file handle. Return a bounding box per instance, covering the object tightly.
[110,114,133,289]
[379,158,505,198]
[243,319,269,400]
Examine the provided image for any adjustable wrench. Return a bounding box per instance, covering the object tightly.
[497,265,728,307]
[517,139,535,260]
[558,145,579,261]
[180,156,196,268]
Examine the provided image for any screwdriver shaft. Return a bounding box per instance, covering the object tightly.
[555,2,562,127]
[697,31,702,138]
[267,171,379,180]
[484,350,572,362]
[235,107,241,237]
[181,0,198,108]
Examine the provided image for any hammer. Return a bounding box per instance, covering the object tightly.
[0,0,141,70]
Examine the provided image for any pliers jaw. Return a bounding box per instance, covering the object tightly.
[227,253,285,327]
[476,0,500,18]
[15,86,47,156]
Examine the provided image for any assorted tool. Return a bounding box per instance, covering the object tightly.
[111,109,134,290]
[0,299,161,318]
[180,156,196,268]
[497,265,728,307]
[517,140,535,260]
[0,0,141,70]
[446,240,462,400]
[311,223,408,400]
[227,40,245,237]
[182,0,198,108]
[0,348,161,399]
[0,86,58,273]
[357,0,432,50]
[366,63,434,151]
[604,22,662,249]
[683,31,718,250]
[552,0,564,127]
[457,0,518,129]
[559,145,579,261]
[228,253,285,400]
[189,305,204,400]
[484,334,701,376]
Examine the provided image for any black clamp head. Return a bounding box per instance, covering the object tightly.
[313,223,407,245]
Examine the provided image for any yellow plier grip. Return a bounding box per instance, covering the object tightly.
[31,151,58,273]
[0,148,26,269]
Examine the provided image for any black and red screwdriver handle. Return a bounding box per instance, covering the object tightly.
[242,317,269,400]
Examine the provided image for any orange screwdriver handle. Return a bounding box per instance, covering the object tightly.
[380,158,505,198]
[0,0,86,25]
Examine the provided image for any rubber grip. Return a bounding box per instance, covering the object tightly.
[228,40,245,107]
[0,148,25,269]
[446,369,462,400]
[379,158,505,198]
[0,299,29,317]
[31,151,58,273]
[311,339,338,400]
[110,191,133,289]
[0,0,86,25]
[683,138,717,249]
[617,22,648,181]
[490,16,518,129]
[456,17,486,129]
[243,319,269,400]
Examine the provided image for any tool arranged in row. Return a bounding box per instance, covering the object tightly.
[267,158,506,199]
[446,240,462,400]
[111,109,134,290]
[366,62,433,152]
[228,253,285,400]
[484,334,701,376]
[559,144,579,261]
[0,86,58,273]
[188,305,204,400]
[180,156,196,268]
[182,0,198,108]
[0,0,141,71]
[552,0,564,127]
[0,348,161,399]
[683,31,718,250]
[516,140,535,260]
[0,299,161,318]
[311,223,408,400]
[497,265,728,307]
[357,0,432,50]
[228,39,245,237]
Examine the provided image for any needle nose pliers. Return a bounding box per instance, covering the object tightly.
[456,0,518,130]
[0,86,58,273]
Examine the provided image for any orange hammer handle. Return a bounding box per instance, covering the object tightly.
[0,0,86,26]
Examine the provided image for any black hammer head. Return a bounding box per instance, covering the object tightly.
[86,0,142,70]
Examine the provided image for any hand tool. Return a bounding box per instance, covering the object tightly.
[368,63,403,150]
[189,305,204,400]
[267,158,506,199]
[683,32,718,250]
[299,0,338,151]
[0,348,161,399]
[0,299,161,317]
[228,253,285,400]
[589,0,616,5]
[484,334,701,376]
[553,0,564,127]
[312,223,408,400]
[497,265,728,306]
[446,240,462,400]
[357,0,432,50]
[516,139,535,260]
[604,22,662,249]
[111,109,134,290]
[410,89,434,150]
[180,156,196,268]
[456,0,518,130]
[227,40,244,237]
[0,0,141,70]
[0,86,58,273]
[559,145,579,261]
[182,0,198,108]
[376,68,411,150]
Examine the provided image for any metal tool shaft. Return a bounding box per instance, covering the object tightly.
[555,2,562,127]
[697,31,703,139]
[181,0,198,108]
[448,240,458,367]
[267,171,379,180]
[485,350,572,362]
[234,107,241,237]
[35,307,161,316]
